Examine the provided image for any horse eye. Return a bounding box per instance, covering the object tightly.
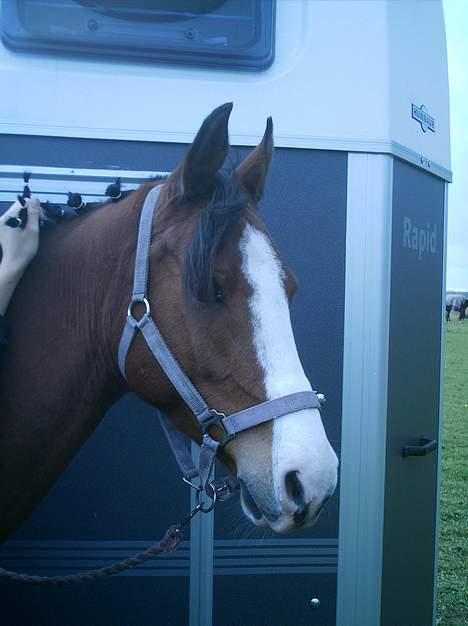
[212,279,225,304]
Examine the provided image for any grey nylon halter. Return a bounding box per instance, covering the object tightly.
[118,184,321,500]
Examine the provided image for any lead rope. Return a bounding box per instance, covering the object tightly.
[0,484,220,584]
[0,527,182,585]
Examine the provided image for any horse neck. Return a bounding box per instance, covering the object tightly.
[0,195,141,427]
[0,196,148,539]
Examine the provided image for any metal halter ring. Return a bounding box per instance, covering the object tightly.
[195,482,217,513]
[127,297,151,320]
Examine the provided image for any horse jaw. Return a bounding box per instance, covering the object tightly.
[229,223,338,534]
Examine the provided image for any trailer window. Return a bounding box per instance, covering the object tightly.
[1,0,275,71]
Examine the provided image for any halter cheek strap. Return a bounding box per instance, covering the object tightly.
[118,185,322,494]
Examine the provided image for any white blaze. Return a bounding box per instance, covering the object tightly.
[239,224,338,523]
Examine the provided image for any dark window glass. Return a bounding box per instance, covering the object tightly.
[1,0,275,71]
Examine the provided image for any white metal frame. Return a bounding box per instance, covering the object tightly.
[432,182,449,625]
[189,442,214,626]
[336,153,393,626]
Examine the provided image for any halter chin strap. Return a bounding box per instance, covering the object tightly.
[118,185,322,494]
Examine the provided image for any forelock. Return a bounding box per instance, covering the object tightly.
[183,170,247,303]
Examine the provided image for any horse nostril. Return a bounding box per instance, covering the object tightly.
[294,504,309,526]
[285,471,309,527]
[285,470,305,508]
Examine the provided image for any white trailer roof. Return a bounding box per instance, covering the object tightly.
[0,0,451,180]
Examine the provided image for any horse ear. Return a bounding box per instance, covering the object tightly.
[235,117,274,203]
[179,102,233,199]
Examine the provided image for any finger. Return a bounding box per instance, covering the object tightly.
[27,198,40,231]
[28,198,40,214]
[0,200,23,223]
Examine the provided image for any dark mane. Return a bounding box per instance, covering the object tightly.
[183,169,247,303]
[18,173,169,226]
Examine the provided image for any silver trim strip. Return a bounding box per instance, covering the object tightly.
[1,539,337,577]
[214,538,338,546]
[0,128,452,181]
[0,541,191,577]
[0,164,168,180]
[432,182,448,625]
[390,140,451,183]
[214,566,337,575]
[3,538,337,548]
[336,153,393,626]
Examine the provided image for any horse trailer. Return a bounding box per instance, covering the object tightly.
[0,2,450,625]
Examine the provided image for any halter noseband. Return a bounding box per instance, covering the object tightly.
[118,185,322,499]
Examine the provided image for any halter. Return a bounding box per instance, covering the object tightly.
[118,184,322,504]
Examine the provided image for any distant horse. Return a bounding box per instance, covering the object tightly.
[446,293,468,322]
[0,104,338,542]
[460,301,468,322]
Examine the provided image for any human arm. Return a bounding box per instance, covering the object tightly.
[0,198,40,316]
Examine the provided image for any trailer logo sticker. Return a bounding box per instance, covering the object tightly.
[411,104,436,133]
[403,217,437,260]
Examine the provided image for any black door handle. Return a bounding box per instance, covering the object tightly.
[402,438,438,458]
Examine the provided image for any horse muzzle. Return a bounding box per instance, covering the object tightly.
[239,472,335,534]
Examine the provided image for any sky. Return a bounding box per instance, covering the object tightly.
[444,0,468,291]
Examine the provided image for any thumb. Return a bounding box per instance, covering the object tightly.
[27,197,40,230]
[28,197,40,213]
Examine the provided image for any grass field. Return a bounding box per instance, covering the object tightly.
[436,321,468,626]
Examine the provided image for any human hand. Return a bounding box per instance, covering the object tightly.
[0,198,40,315]
[0,198,40,276]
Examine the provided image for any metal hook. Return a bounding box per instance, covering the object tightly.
[182,476,201,492]
[182,477,218,513]
[175,503,202,534]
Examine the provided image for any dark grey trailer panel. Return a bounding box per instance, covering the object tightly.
[382,160,445,626]
[0,136,346,626]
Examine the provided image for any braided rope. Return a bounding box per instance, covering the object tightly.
[0,525,182,585]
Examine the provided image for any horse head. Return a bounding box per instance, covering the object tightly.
[122,103,338,534]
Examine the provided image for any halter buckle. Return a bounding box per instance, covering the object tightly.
[200,409,233,446]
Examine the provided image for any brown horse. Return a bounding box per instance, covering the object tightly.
[0,103,338,542]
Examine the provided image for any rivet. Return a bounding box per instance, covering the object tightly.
[310,598,320,609]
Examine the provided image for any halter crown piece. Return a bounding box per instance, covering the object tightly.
[118,185,322,505]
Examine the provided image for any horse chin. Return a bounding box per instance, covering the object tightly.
[265,512,320,535]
